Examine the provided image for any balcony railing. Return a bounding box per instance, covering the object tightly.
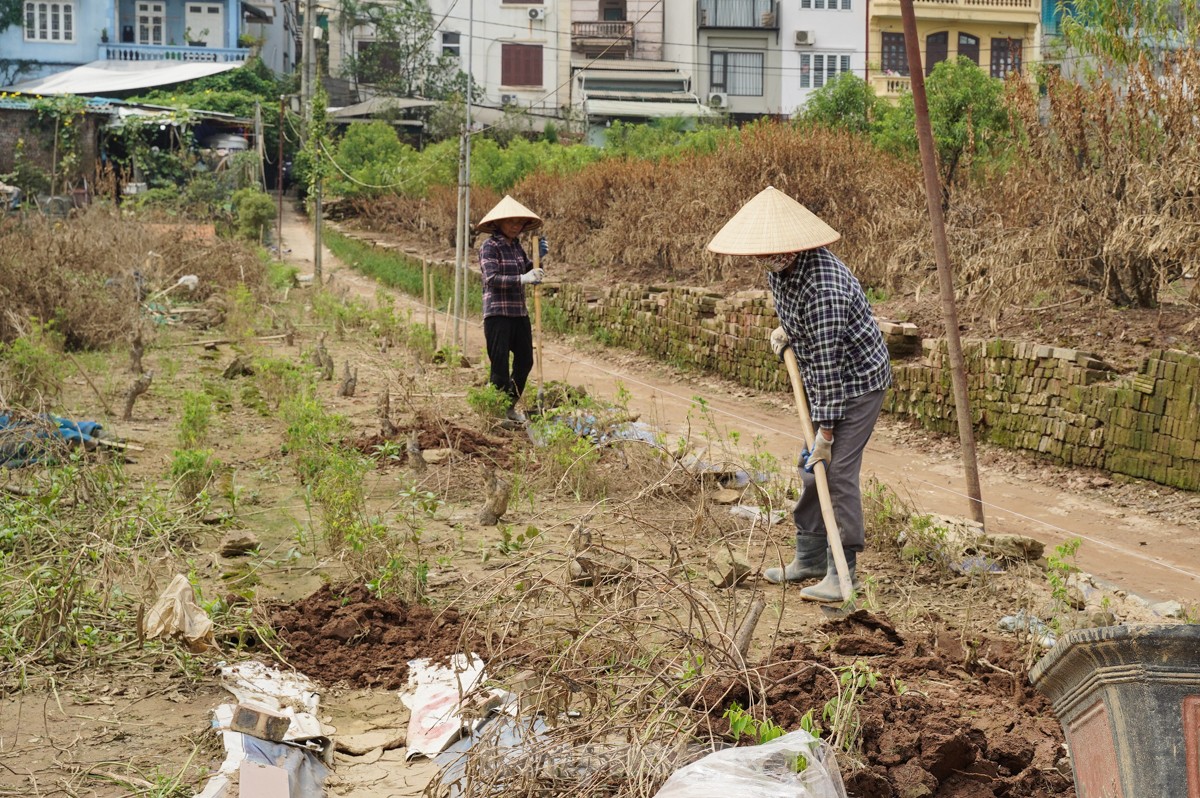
[698,0,778,28]
[99,43,248,63]
[571,20,635,42]
[874,0,1036,9]
[871,73,911,98]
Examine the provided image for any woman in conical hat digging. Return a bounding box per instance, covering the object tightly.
[708,187,892,602]
[477,195,546,424]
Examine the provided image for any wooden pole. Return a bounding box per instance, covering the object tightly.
[422,258,430,328]
[900,0,985,526]
[276,94,284,261]
[533,245,544,392]
[782,349,854,601]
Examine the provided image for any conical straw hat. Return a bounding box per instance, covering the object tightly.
[476,195,543,234]
[707,186,840,256]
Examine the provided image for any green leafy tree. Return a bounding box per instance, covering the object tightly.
[1061,0,1200,67]
[798,72,882,135]
[0,0,20,32]
[335,0,471,99]
[872,56,1011,190]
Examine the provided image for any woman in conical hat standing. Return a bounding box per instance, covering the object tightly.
[477,195,545,424]
[708,187,892,602]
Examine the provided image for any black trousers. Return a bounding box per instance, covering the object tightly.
[483,315,534,401]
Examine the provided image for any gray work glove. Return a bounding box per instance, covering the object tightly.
[519,268,545,285]
[769,325,791,361]
[803,429,834,472]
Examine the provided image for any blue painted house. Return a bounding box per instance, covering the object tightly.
[1,1,256,87]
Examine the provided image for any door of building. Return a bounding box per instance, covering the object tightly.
[958,33,980,65]
[136,1,165,46]
[925,31,948,75]
[185,3,225,47]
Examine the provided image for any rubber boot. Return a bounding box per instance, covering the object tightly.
[799,548,861,602]
[763,535,827,584]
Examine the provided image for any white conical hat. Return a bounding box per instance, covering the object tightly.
[476,195,543,234]
[707,186,840,256]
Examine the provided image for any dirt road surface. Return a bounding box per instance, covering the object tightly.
[282,206,1200,607]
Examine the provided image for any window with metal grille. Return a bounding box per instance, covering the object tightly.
[710,50,764,96]
[442,31,461,58]
[990,37,1022,78]
[800,0,851,9]
[880,31,908,75]
[501,43,543,87]
[799,52,851,88]
[23,1,75,42]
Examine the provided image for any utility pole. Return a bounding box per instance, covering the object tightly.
[301,0,315,124]
[900,0,985,526]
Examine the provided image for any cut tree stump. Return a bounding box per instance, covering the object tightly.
[222,355,255,379]
[378,387,397,437]
[129,325,144,374]
[122,372,153,421]
[407,431,425,472]
[478,468,510,526]
[338,362,357,397]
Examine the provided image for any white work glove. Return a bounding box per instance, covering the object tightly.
[802,429,834,472]
[769,325,791,361]
[519,268,545,285]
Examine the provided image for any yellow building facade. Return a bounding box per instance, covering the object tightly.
[868,0,1041,99]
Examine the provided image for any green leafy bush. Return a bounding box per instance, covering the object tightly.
[466,383,512,418]
[232,187,277,242]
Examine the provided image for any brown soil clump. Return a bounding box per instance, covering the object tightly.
[685,610,1072,798]
[271,584,480,689]
[351,413,513,466]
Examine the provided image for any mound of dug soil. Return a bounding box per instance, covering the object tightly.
[271,585,480,689]
[687,610,1072,798]
[351,414,512,466]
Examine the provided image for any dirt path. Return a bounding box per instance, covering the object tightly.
[281,205,1200,606]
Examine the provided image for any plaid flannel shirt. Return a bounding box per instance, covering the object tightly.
[479,233,533,318]
[767,247,892,428]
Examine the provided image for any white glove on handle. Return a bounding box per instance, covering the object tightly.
[769,325,791,361]
[804,430,834,471]
[520,268,545,285]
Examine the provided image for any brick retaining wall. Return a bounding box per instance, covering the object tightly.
[334,228,1200,492]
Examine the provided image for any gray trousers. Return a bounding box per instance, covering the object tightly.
[792,389,886,552]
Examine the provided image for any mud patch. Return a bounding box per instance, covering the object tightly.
[686,611,1072,798]
[271,584,481,689]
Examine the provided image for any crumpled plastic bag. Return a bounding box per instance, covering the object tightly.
[653,731,847,798]
[144,574,214,653]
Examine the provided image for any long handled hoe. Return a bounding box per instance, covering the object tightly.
[782,348,855,602]
[532,244,545,409]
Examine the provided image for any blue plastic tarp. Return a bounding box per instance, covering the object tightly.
[0,414,104,467]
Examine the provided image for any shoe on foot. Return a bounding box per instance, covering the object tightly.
[799,548,862,602]
[763,535,826,584]
[505,407,527,424]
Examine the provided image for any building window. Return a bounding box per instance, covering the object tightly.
[990,37,1022,77]
[710,51,764,96]
[925,31,948,76]
[23,1,75,42]
[442,31,461,58]
[880,31,908,75]
[601,0,626,21]
[958,33,980,64]
[501,43,543,87]
[799,52,851,89]
[800,0,851,9]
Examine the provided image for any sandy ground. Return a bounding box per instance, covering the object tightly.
[281,206,1200,607]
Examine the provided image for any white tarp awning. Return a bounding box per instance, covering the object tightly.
[584,99,718,119]
[4,60,241,94]
[331,96,439,118]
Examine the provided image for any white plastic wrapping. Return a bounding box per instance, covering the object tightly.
[653,731,847,798]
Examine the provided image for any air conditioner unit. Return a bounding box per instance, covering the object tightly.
[795,29,815,46]
[707,92,728,109]
[528,7,546,20]
[500,94,519,105]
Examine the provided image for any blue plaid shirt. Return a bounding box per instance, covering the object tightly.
[479,234,533,318]
[767,247,892,427]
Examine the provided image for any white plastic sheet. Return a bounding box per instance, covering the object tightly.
[653,731,847,798]
[400,653,487,759]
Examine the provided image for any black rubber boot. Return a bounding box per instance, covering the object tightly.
[800,548,861,602]
[763,535,827,584]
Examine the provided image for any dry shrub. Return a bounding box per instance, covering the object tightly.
[349,184,503,250]
[0,206,265,349]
